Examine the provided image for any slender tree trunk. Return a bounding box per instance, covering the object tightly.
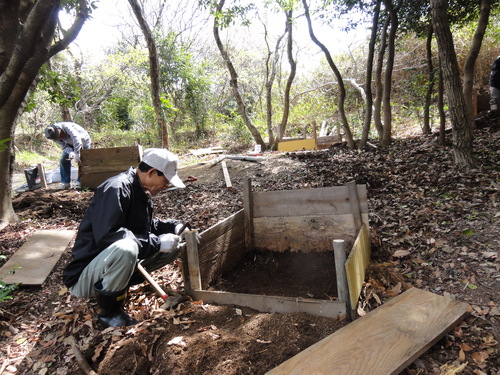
[374,15,389,139]
[213,0,266,150]
[0,0,88,229]
[128,0,169,148]
[302,0,355,149]
[431,0,478,167]
[360,0,381,148]
[438,58,446,146]
[381,0,398,146]
[423,24,434,135]
[262,13,286,148]
[278,10,296,143]
[462,0,491,119]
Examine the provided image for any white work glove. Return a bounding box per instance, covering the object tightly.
[68,152,75,160]
[175,223,201,244]
[159,233,181,253]
[73,153,81,163]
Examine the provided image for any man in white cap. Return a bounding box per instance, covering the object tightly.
[63,148,187,328]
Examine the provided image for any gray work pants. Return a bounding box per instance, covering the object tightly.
[69,238,180,298]
[490,86,500,110]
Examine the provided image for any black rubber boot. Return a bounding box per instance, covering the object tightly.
[94,286,138,328]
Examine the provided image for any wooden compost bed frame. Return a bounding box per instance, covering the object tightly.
[182,179,371,319]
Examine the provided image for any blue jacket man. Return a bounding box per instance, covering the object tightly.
[44,122,91,189]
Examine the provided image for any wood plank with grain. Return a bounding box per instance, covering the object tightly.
[266,288,470,375]
[0,230,75,285]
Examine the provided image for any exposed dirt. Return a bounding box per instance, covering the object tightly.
[0,117,499,375]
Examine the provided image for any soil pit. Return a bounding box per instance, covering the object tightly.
[209,250,338,300]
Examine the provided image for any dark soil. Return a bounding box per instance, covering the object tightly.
[211,250,338,299]
[0,116,499,375]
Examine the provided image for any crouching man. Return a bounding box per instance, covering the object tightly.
[63,148,187,328]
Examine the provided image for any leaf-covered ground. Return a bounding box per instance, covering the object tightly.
[0,118,499,375]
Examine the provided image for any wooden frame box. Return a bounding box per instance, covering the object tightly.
[182,179,371,319]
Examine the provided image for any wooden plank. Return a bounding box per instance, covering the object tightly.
[267,288,470,375]
[253,185,368,218]
[80,145,142,163]
[345,224,371,309]
[243,178,254,250]
[195,210,246,289]
[221,161,232,188]
[0,230,75,285]
[347,181,363,234]
[190,290,346,318]
[254,215,357,252]
[277,138,316,152]
[80,171,124,189]
[37,163,47,188]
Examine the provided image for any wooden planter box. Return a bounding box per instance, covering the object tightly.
[182,179,371,319]
[79,145,143,189]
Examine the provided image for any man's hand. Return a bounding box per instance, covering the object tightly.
[69,152,75,160]
[175,223,201,244]
[159,233,181,253]
[74,153,81,163]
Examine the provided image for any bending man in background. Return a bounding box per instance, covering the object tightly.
[44,122,91,189]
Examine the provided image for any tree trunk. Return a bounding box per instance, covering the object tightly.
[373,15,390,139]
[302,0,355,150]
[431,0,478,167]
[381,0,398,146]
[213,0,266,150]
[263,14,286,148]
[278,10,296,143]
[438,58,446,146]
[462,0,491,119]
[423,24,434,135]
[0,0,88,229]
[360,0,381,149]
[128,0,169,148]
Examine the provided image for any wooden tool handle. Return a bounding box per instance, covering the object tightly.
[137,263,168,300]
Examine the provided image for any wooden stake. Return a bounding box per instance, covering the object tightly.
[221,161,232,188]
[37,163,47,188]
[333,239,351,320]
[185,230,202,291]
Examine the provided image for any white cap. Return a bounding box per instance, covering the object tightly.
[142,148,185,188]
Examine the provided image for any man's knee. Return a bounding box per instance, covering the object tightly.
[110,239,139,263]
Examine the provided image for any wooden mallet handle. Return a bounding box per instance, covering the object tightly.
[137,263,168,300]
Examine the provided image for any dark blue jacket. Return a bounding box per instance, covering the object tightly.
[63,167,179,287]
[490,56,500,89]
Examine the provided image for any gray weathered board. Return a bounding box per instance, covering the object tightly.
[0,230,75,285]
[251,185,369,252]
[266,288,470,375]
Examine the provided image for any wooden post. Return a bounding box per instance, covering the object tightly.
[243,177,254,251]
[333,239,352,320]
[347,181,362,234]
[185,230,202,291]
[37,163,47,188]
[221,161,232,188]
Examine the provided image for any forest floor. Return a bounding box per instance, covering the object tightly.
[0,114,499,375]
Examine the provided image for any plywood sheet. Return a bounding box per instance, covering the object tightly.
[267,288,470,375]
[277,138,316,152]
[345,224,371,308]
[0,230,75,285]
